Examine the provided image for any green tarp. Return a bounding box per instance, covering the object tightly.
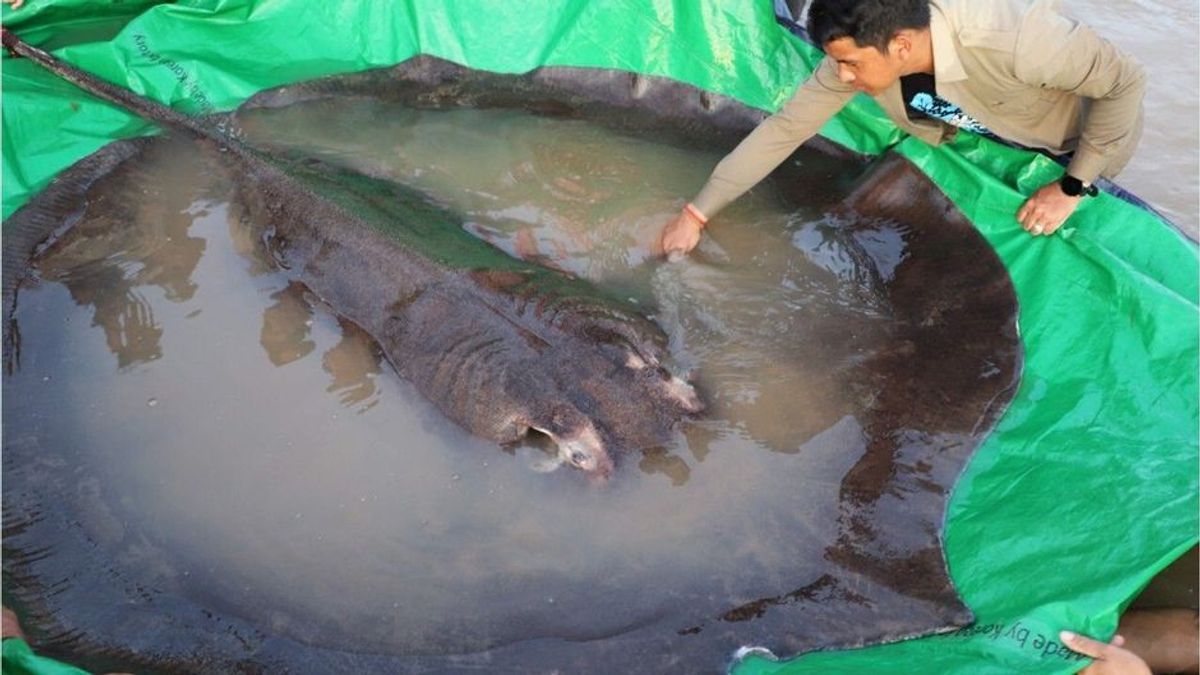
[2,1,1196,673]
[2,639,88,675]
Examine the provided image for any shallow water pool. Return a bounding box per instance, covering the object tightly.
[3,97,1019,670]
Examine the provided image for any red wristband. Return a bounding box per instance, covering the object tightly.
[683,203,708,228]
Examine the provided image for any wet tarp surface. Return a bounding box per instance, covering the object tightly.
[2,2,1196,674]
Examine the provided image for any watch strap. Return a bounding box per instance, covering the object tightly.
[1060,175,1099,197]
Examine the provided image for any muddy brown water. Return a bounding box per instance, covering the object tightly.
[3,94,1019,672]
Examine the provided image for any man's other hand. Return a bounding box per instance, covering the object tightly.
[1060,631,1152,675]
[1017,180,1083,236]
[658,207,705,257]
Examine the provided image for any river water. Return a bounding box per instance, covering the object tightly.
[1067,0,1198,238]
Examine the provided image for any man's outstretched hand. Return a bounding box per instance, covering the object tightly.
[658,207,705,257]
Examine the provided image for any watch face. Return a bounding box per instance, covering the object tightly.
[1061,176,1083,196]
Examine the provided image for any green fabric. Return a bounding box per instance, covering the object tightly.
[2,2,1196,673]
[2,638,90,675]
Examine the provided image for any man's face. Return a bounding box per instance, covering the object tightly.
[824,36,906,96]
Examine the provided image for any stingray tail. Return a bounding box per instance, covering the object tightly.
[2,29,237,151]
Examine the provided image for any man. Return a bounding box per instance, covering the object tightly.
[659,0,1145,255]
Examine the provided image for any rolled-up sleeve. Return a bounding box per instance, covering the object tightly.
[692,57,855,219]
[1015,2,1147,183]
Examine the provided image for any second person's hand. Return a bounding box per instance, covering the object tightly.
[1061,631,1151,675]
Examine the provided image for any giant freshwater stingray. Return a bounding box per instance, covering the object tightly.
[2,31,1022,674]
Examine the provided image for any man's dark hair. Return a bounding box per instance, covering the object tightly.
[805,0,931,52]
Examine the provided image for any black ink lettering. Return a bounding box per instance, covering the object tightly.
[1040,636,1065,658]
[128,33,216,116]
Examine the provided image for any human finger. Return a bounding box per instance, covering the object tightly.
[662,219,681,255]
[1060,630,1115,659]
[663,231,695,257]
[659,223,685,257]
[1027,207,1054,235]
[1016,199,1032,225]
[655,216,676,256]
[1,606,24,640]
[1019,206,1043,232]
[1110,634,1125,648]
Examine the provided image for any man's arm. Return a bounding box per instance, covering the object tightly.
[692,58,855,217]
[1017,3,1146,184]
[659,58,853,255]
[1013,4,1146,236]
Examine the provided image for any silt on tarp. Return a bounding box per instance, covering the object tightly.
[2,2,1196,674]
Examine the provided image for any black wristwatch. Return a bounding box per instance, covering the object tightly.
[1060,174,1099,197]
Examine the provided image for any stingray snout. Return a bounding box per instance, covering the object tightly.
[530,406,614,479]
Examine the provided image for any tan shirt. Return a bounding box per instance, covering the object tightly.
[692,0,1146,219]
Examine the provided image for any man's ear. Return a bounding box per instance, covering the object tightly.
[889,32,913,60]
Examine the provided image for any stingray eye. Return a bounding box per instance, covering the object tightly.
[570,450,592,467]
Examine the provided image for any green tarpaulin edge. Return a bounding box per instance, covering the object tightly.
[2,638,89,675]
[2,2,1196,674]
